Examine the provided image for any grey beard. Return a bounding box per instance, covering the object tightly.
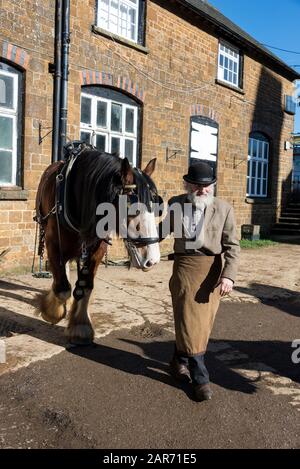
[187,191,214,210]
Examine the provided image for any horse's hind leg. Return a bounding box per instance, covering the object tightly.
[39,235,72,325]
[66,243,106,345]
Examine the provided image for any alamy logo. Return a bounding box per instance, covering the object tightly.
[291,340,300,364]
[95,199,204,248]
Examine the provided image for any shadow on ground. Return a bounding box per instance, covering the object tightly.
[235,283,300,318]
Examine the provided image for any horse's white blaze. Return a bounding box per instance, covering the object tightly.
[143,211,160,265]
[129,210,160,270]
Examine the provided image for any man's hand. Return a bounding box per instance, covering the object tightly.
[218,277,234,297]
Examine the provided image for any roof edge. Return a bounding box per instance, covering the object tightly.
[176,0,300,81]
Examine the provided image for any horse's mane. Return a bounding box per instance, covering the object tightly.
[68,148,158,241]
[69,148,123,239]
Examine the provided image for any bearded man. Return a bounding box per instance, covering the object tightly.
[160,162,240,402]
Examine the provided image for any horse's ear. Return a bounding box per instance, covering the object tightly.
[121,157,134,185]
[143,158,156,177]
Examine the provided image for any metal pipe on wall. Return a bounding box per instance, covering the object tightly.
[51,0,63,163]
[58,0,70,160]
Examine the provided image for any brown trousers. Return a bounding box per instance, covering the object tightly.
[169,255,222,356]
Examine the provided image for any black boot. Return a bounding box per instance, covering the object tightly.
[169,346,191,383]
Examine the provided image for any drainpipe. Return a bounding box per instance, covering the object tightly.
[58,0,71,160]
[52,0,62,163]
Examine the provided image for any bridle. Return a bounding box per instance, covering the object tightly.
[121,169,162,247]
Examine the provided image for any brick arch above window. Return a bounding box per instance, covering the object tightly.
[116,76,145,102]
[1,42,29,69]
[251,123,273,140]
[80,70,113,87]
[79,70,145,103]
[191,104,218,122]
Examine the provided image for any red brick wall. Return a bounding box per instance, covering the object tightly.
[0,0,295,271]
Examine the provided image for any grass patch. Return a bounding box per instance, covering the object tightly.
[240,239,278,249]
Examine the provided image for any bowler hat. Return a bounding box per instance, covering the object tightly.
[183,161,216,185]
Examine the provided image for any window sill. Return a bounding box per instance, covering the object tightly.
[92,25,149,54]
[215,79,245,95]
[245,197,272,204]
[0,187,29,200]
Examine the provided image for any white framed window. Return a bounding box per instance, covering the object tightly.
[0,69,18,186]
[80,91,138,166]
[247,133,269,198]
[97,0,139,43]
[218,42,240,87]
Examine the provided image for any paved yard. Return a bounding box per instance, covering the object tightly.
[1,242,300,374]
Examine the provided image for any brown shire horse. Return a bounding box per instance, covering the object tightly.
[35,143,161,344]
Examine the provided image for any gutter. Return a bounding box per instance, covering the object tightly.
[52,0,62,163]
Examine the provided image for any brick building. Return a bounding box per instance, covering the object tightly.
[0,0,299,271]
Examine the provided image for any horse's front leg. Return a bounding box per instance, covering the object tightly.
[66,242,106,345]
[39,242,72,325]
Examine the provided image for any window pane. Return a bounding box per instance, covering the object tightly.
[130,21,136,41]
[111,103,122,132]
[219,54,224,67]
[256,178,261,196]
[125,139,134,164]
[110,0,119,33]
[99,0,109,28]
[0,74,14,109]
[97,101,107,127]
[252,140,257,157]
[100,0,109,12]
[95,134,106,152]
[111,136,120,154]
[80,97,92,125]
[257,162,262,179]
[125,108,134,133]
[248,139,252,156]
[111,0,118,15]
[0,116,13,149]
[246,178,250,195]
[263,180,267,196]
[0,150,12,184]
[129,8,136,40]
[251,178,255,195]
[80,131,91,144]
[120,2,128,37]
[257,141,262,158]
[252,161,256,178]
[263,164,267,179]
[224,69,228,81]
[264,142,269,160]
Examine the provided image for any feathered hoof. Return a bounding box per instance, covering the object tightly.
[37,290,68,325]
[65,324,94,345]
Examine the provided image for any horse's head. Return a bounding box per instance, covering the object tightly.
[119,157,161,271]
